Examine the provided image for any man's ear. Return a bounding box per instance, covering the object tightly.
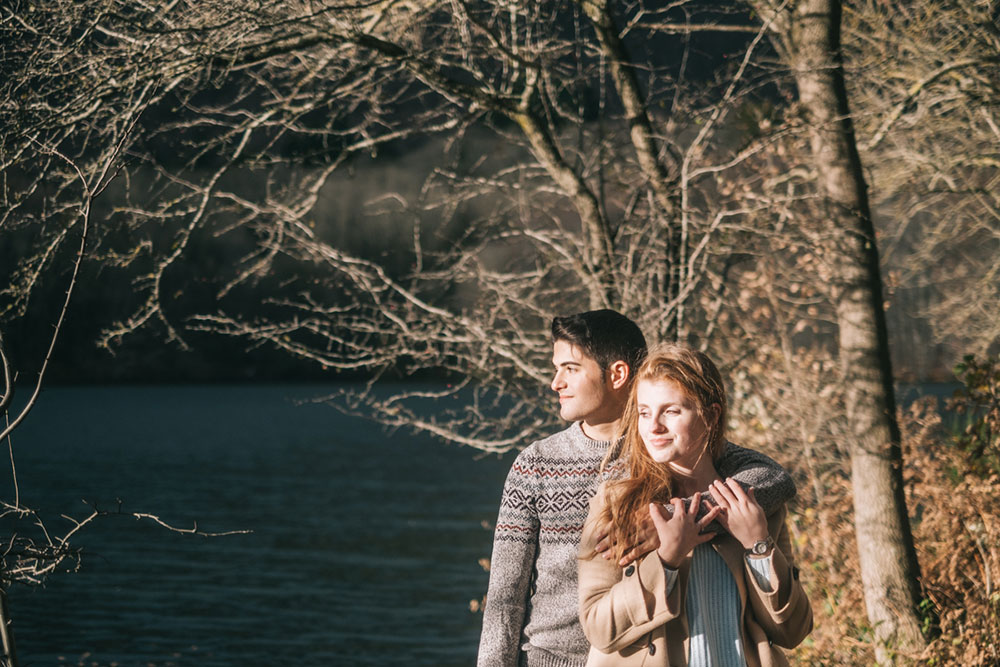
[608,360,630,391]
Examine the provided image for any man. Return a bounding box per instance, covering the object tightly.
[477,309,795,667]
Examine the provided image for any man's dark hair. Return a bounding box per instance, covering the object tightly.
[551,309,647,374]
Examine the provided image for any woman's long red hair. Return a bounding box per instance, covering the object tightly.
[600,343,729,565]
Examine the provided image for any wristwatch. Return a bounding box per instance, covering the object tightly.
[746,536,775,556]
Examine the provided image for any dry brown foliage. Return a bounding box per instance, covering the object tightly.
[904,399,1000,666]
[772,397,1000,665]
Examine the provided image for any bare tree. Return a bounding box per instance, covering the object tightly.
[7,1,993,660]
[0,74,252,663]
[843,0,1000,366]
[3,0,795,450]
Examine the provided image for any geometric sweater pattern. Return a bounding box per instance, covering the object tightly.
[477,422,795,667]
[478,423,612,667]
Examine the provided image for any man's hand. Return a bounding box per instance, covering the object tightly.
[594,515,660,566]
[650,492,722,569]
[618,514,659,566]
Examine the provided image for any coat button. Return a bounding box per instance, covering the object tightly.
[624,565,635,576]
[648,643,656,655]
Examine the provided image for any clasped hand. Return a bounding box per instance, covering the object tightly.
[649,492,722,569]
[707,478,769,550]
[650,478,770,569]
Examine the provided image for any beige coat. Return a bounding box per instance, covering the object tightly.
[578,483,812,667]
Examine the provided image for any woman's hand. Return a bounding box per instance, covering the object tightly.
[649,492,722,569]
[709,478,769,549]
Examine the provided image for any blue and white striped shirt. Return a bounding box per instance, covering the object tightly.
[663,545,774,666]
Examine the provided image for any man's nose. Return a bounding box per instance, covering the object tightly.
[551,372,564,391]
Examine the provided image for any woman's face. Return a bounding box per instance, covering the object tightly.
[636,379,711,472]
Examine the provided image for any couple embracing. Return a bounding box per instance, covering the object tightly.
[478,310,813,667]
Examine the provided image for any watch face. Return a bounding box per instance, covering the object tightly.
[753,542,767,555]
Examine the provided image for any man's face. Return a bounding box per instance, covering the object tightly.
[550,340,613,423]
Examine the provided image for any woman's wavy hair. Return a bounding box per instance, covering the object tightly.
[601,343,729,564]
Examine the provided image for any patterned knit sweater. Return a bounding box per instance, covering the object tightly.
[476,422,795,667]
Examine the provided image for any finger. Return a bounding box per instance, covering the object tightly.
[697,505,724,529]
[711,478,738,506]
[619,545,640,567]
[636,523,658,552]
[744,488,765,516]
[693,530,717,546]
[595,534,610,554]
[688,492,702,516]
[708,480,727,509]
[725,477,751,503]
[671,497,686,517]
[649,502,670,531]
[707,481,725,508]
[616,530,659,566]
[637,513,657,539]
[642,528,660,551]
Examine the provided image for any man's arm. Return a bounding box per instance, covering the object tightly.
[477,450,540,667]
[715,442,795,514]
[618,443,794,565]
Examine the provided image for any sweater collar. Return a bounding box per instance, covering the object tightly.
[571,421,622,452]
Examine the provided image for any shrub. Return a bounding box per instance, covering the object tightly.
[947,355,1000,476]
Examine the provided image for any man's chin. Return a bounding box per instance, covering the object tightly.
[559,408,579,422]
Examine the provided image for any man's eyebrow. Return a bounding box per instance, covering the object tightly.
[554,360,581,368]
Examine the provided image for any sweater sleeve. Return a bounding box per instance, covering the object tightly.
[666,444,795,532]
[477,449,541,667]
[715,442,796,515]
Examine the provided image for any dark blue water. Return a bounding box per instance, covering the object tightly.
[3,385,514,666]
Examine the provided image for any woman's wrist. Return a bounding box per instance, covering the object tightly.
[739,533,770,549]
[657,550,683,569]
[744,535,775,556]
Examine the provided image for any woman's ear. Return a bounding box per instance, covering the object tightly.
[608,360,630,390]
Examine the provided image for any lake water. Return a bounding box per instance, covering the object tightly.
[3,384,515,666]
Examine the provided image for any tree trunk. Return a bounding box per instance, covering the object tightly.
[0,589,18,667]
[747,0,926,659]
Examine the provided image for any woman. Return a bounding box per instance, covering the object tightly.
[578,344,812,666]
